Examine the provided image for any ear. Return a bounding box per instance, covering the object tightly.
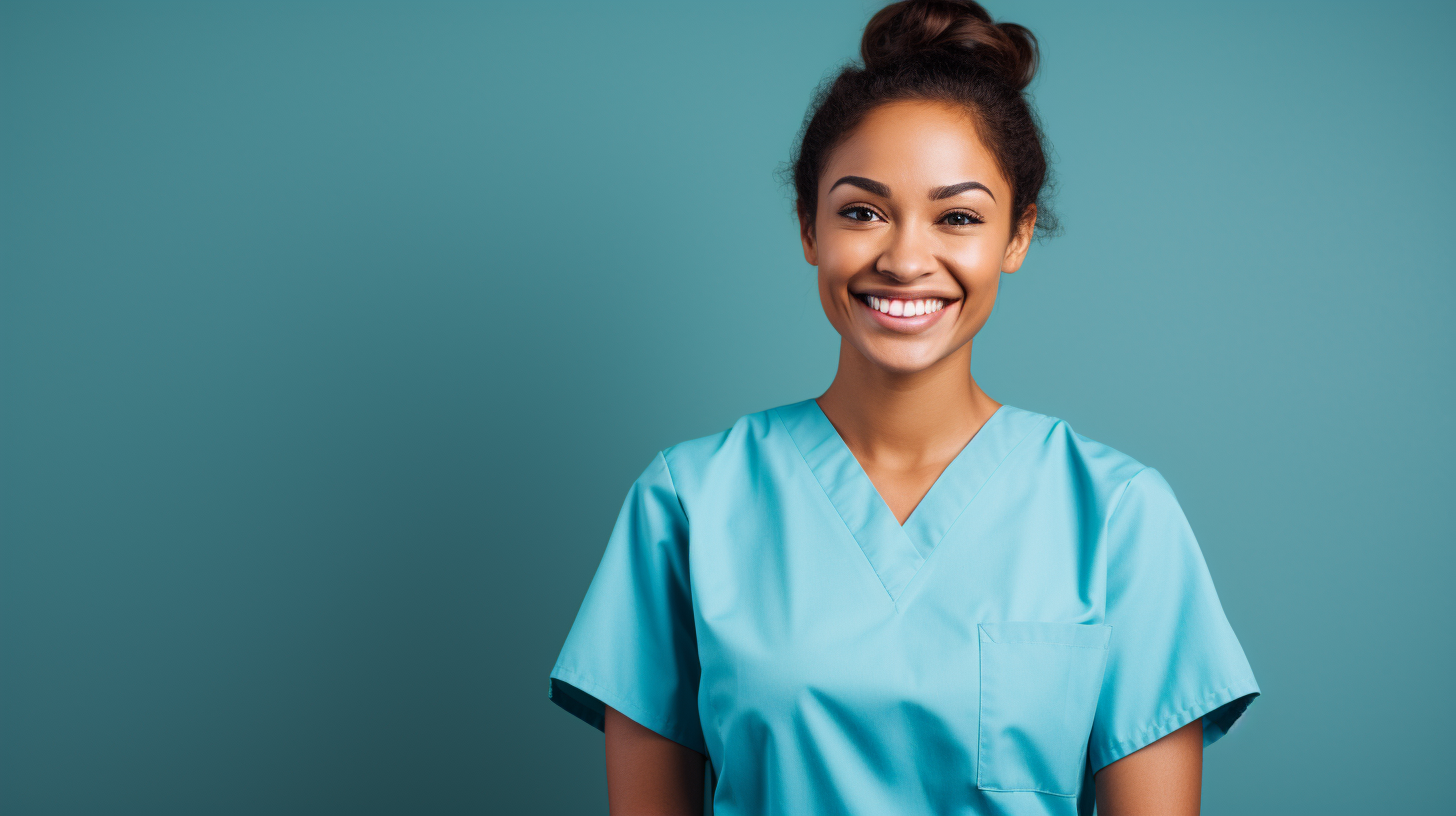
[1000,204,1037,274]
[798,206,818,266]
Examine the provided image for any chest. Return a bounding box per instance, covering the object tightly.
[669,404,1125,810]
[858,456,957,525]
[686,480,1111,805]
[686,451,1109,712]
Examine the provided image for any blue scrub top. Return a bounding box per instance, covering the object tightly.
[549,399,1260,816]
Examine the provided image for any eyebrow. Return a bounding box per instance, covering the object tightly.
[930,180,995,201]
[828,175,996,202]
[828,175,890,198]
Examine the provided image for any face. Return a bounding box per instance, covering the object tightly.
[800,99,1035,376]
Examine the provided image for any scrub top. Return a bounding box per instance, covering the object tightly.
[548,399,1260,816]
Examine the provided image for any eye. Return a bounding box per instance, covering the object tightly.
[941,210,985,226]
[839,205,883,223]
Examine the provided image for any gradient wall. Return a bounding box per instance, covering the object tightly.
[2,2,1451,813]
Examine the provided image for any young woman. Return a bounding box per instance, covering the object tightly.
[548,2,1259,814]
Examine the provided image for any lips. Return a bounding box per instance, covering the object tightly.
[853,292,959,332]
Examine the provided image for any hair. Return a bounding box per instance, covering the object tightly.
[783,0,1060,241]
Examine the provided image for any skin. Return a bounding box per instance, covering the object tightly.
[605,705,704,815]
[603,99,1202,815]
[1096,718,1204,815]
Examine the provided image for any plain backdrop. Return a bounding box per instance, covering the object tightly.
[2,1,1452,814]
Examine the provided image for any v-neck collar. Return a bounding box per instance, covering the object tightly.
[773,398,1049,603]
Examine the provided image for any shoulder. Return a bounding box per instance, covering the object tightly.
[1009,409,1201,565]
[658,401,789,470]
[1014,406,1149,483]
[1004,405,1178,519]
[660,403,780,464]
[649,399,804,496]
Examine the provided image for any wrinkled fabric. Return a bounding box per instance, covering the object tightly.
[549,399,1259,816]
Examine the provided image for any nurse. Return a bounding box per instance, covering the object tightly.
[548,1,1260,814]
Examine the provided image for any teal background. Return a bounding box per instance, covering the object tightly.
[2,1,1451,814]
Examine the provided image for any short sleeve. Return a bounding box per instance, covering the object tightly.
[1088,467,1260,774]
[547,451,706,755]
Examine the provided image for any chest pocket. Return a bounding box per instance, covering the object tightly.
[976,621,1112,797]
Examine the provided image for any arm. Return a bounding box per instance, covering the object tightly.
[1094,717,1203,816]
[605,704,705,816]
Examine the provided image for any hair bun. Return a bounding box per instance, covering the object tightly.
[860,0,1040,92]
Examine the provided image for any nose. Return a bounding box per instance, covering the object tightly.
[875,221,937,282]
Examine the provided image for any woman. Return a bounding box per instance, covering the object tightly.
[548,1,1259,814]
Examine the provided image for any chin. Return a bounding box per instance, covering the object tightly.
[858,343,947,376]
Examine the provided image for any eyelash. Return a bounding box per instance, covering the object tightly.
[838,205,985,226]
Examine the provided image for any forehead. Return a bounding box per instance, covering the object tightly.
[820,99,1008,201]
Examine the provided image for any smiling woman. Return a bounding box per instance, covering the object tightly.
[806,99,1029,379]
[547,2,1259,815]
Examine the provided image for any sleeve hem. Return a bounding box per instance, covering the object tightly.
[1089,681,1260,775]
[548,666,708,756]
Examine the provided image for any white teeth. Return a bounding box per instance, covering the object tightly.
[865,296,950,316]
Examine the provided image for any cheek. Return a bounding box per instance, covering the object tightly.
[953,241,1003,277]
[816,270,853,325]
[949,244,1007,295]
[815,230,875,276]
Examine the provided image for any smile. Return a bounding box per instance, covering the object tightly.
[863,295,946,316]
[853,292,958,333]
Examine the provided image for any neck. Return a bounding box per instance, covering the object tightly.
[816,339,1000,467]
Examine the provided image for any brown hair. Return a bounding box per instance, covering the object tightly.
[785,0,1059,241]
